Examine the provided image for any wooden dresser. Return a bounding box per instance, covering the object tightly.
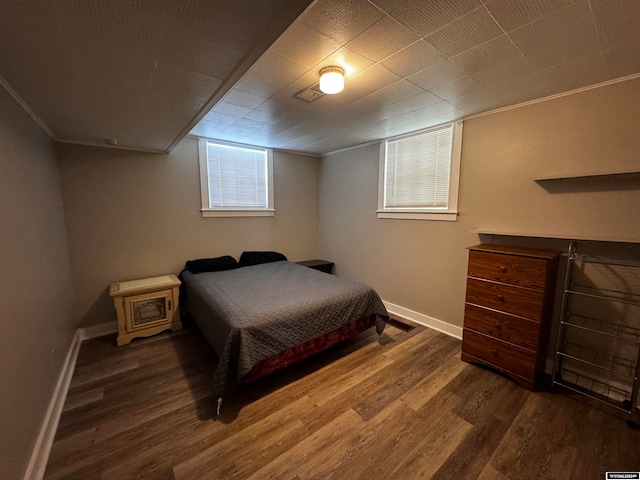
[461,244,560,390]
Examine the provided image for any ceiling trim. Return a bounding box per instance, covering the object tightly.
[185,134,320,158]
[54,138,166,154]
[322,139,381,157]
[464,72,640,122]
[0,73,54,139]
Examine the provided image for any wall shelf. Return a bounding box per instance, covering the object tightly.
[534,170,640,183]
[472,229,640,244]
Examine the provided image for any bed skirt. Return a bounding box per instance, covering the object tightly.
[241,315,375,385]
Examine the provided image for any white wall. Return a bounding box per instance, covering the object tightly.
[59,137,320,327]
[318,78,640,331]
[0,88,75,480]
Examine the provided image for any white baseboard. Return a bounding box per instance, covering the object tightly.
[78,321,118,341]
[383,300,463,340]
[23,322,117,480]
[23,330,82,480]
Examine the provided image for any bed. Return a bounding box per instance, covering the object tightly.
[180,255,389,412]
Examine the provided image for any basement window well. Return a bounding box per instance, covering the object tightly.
[378,120,463,221]
[198,138,274,218]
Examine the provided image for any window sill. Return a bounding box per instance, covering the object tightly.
[201,209,275,218]
[376,210,458,221]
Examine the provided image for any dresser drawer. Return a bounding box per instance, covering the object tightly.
[468,250,548,290]
[463,303,540,351]
[462,329,536,381]
[465,278,544,321]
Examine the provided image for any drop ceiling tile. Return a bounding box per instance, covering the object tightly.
[417,108,465,126]
[181,34,245,80]
[280,133,324,150]
[376,102,415,120]
[429,75,483,99]
[407,60,466,90]
[413,100,460,119]
[203,110,238,125]
[450,35,520,74]
[470,54,536,86]
[258,122,297,138]
[604,38,640,78]
[254,99,296,118]
[312,47,376,79]
[447,87,501,112]
[346,16,419,62]
[301,86,370,112]
[188,119,228,138]
[210,102,252,118]
[335,94,391,117]
[243,108,282,123]
[250,50,309,84]
[381,40,444,77]
[496,83,563,106]
[222,90,269,110]
[276,107,316,126]
[280,123,320,140]
[233,73,284,98]
[590,0,640,50]
[508,2,600,69]
[486,69,551,99]
[171,2,254,51]
[300,0,385,44]
[369,0,409,13]
[425,6,503,57]
[377,109,427,129]
[346,64,403,95]
[270,22,342,67]
[270,129,305,146]
[270,89,319,110]
[372,80,427,103]
[275,70,320,98]
[230,117,266,130]
[395,90,443,109]
[485,0,576,32]
[541,51,612,91]
[221,124,259,137]
[390,0,481,37]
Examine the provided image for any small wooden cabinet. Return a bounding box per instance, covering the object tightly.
[461,244,560,390]
[109,274,182,346]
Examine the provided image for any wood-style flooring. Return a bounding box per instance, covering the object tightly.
[45,320,640,479]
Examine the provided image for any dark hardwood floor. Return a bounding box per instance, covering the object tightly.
[45,320,640,479]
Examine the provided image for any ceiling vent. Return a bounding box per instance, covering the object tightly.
[293,83,325,103]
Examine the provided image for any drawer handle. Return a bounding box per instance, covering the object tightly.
[495,321,501,329]
[500,265,507,273]
[498,294,505,302]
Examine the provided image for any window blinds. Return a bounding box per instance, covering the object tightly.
[384,124,453,209]
[206,141,268,209]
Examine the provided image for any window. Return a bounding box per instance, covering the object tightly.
[198,138,274,217]
[377,120,463,221]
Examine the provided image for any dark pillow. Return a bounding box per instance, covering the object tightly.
[239,251,287,267]
[185,255,239,274]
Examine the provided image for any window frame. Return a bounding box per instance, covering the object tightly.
[377,120,463,221]
[197,137,275,218]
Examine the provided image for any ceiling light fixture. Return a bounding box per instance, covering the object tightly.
[319,66,345,94]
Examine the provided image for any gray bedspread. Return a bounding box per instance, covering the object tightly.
[181,261,388,398]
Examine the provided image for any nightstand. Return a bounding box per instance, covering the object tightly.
[109,274,182,346]
[296,259,334,274]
